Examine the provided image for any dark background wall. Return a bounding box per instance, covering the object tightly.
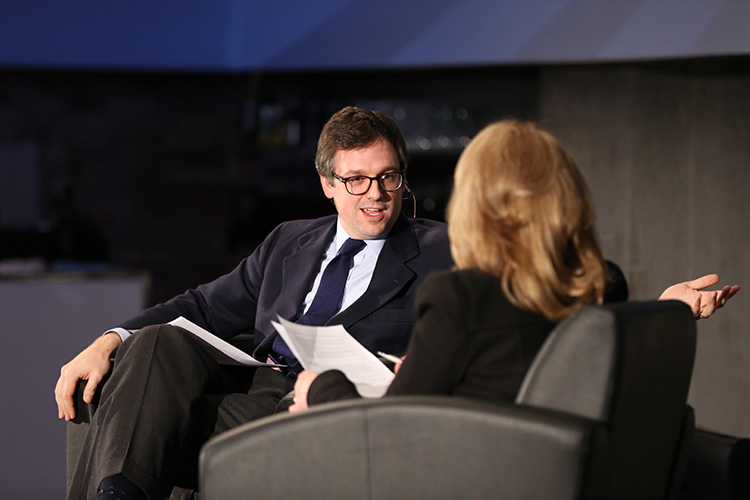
[1,2,748,498]
[0,67,539,303]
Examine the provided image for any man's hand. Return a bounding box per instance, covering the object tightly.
[288,370,319,413]
[659,274,740,319]
[54,332,121,421]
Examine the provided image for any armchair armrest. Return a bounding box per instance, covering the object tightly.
[70,373,110,424]
[681,428,750,500]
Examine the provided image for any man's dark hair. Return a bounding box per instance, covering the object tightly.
[316,106,408,183]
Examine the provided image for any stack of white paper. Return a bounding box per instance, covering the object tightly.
[272,316,395,398]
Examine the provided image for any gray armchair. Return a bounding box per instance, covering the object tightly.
[199,301,697,500]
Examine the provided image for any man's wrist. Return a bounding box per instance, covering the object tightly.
[95,330,123,355]
[103,327,132,343]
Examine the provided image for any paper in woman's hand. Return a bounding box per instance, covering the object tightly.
[272,316,395,397]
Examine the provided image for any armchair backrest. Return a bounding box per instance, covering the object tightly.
[202,396,598,500]
[517,300,697,500]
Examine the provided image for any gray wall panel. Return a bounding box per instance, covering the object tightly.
[540,65,750,437]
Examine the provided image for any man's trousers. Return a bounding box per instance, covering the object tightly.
[66,324,286,500]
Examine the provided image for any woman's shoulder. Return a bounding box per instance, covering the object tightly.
[419,268,547,323]
[422,267,503,289]
[419,268,509,305]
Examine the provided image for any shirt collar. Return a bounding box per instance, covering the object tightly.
[334,218,387,253]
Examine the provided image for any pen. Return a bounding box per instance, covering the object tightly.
[377,351,403,365]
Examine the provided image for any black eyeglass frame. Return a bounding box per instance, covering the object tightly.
[332,172,405,196]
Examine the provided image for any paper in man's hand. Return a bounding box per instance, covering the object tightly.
[168,316,280,367]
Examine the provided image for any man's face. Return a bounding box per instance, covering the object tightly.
[320,139,404,240]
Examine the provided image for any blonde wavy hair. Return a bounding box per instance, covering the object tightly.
[447,120,608,321]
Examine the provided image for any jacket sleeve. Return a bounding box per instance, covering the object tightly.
[118,221,289,340]
[307,370,362,405]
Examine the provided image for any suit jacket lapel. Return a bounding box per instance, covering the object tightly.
[333,215,418,328]
[276,221,336,322]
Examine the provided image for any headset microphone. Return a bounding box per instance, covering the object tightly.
[404,182,417,218]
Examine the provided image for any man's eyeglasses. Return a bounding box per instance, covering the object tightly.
[332,172,404,196]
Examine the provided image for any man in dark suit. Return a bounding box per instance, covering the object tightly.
[56,106,453,500]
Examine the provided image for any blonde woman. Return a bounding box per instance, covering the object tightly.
[290,120,738,410]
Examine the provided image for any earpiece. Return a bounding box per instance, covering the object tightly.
[404,181,417,218]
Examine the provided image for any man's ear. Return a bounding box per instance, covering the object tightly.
[320,174,334,198]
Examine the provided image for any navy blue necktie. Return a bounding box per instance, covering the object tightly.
[273,238,366,363]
